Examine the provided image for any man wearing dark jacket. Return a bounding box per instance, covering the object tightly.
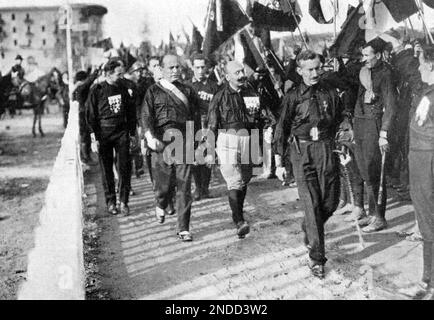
[273,50,345,279]
[86,58,137,216]
[186,52,220,200]
[354,40,397,233]
[73,69,99,163]
[141,54,200,242]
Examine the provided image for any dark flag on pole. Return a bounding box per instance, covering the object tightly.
[202,0,250,60]
[309,0,333,24]
[191,24,203,53]
[424,0,434,9]
[239,28,266,71]
[251,1,301,32]
[329,4,365,58]
[382,0,418,23]
[169,32,176,51]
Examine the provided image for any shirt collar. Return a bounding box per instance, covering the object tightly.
[192,77,208,85]
[227,83,242,94]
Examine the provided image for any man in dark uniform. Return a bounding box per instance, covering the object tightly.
[354,39,397,233]
[273,50,345,279]
[73,68,99,164]
[406,45,434,300]
[141,54,200,242]
[186,52,219,200]
[86,58,137,216]
[207,61,274,239]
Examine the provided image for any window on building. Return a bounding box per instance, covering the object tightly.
[27,25,31,32]
[26,13,30,19]
[12,14,15,21]
[0,27,2,33]
[14,39,17,46]
[42,39,46,46]
[13,27,16,33]
[28,39,32,47]
[42,25,45,32]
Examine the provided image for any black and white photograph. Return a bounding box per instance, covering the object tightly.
[1,0,434,306]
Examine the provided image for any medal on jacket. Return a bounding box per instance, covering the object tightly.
[310,126,319,141]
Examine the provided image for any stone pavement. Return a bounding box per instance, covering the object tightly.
[84,163,423,300]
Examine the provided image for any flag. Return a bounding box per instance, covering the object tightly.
[202,0,250,60]
[278,0,302,15]
[329,4,365,58]
[191,24,203,53]
[92,37,113,51]
[309,0,333,24]
[169,32,176,51]
[251,1,301,32]
[253,26,271,49]
[424,0,434,9]
[381,0,418,23]
[239,28,266,71]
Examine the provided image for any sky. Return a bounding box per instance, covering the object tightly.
[1,0,434,46]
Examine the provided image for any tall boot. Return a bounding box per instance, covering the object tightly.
[228,189,243,224]
[423,241,433,285]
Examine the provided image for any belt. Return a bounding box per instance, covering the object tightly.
[221,122,250,132]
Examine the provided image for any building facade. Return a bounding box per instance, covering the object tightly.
[0,3,107,74]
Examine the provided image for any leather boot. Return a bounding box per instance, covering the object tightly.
[228,189,243,225]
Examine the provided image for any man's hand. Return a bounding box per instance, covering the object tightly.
[415,96,431,127]
[264,127,273,144]
[145,131,164,152]
[90,133,99,153]
[91,140,100,153]
[378,130,389,154]
[276,167,287,182]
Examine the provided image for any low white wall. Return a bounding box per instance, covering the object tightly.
[18,101,86,300]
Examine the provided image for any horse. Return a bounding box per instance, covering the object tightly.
[9,68,66,137]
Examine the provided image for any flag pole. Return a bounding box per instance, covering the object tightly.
[407,17,416,39]
[333,0,338,71]
[244,24,284,98]
[284,0,309,50]
[416,0,434,44]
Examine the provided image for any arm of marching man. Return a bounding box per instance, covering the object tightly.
[379,67,398,135]
[272,93,293,167]
[85,84,101,141]
[125,86,137,137]
[206,90,223,137]
[141,87,156,138]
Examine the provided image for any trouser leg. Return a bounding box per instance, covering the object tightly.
[98,140,116,205]
[114,132,131,204]
[192,164,202,194]
[175,164,193,232]
[201,165,212,194]
[291,142,337,265]
[152,152,174,210]
[354,118,386,219]
[228,189,244,224]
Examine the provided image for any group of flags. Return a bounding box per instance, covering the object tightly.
[89,0,434,74]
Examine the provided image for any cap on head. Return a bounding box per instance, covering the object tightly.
[15,54,23,61]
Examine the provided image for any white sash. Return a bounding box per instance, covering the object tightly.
[159,79,189,107]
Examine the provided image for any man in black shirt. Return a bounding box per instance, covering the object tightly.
[186,53,220,200]
[273,50,345,279]
[208,61,269,239]
[141,54,200,242]
[86,58,137,216]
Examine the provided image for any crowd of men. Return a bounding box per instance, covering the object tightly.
[50,30,434,298]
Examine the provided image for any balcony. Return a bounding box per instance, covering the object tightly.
[25,30,34,37]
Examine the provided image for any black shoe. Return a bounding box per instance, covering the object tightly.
[178,231,193,242]
[308,259,325,279]
[362,217,387,233]
[237,221,250,238]
[358,215,374,227]
[120,202,130,216]
[107,202,118,215]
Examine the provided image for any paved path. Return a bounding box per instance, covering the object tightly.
[84,163,422,300]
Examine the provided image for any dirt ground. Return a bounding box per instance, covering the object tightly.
[0,111,63,300]
[84,157,423,300]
